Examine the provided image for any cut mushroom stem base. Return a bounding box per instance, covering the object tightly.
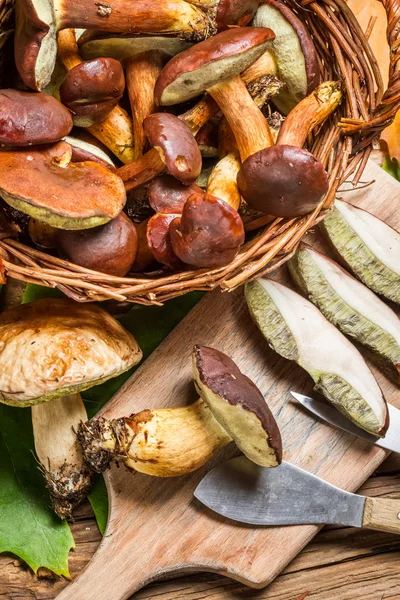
[32,393,92,520]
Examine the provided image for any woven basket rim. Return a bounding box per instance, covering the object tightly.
[0,0,399,304]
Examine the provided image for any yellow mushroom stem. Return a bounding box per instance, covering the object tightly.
[78,398,232,477]
[57,29,135,164]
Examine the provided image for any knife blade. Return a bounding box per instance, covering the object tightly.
[194,456,365,527]
[291,391,400,454]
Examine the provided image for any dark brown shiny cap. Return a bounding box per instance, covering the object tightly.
[155,27,275,105]
[169,191,244,268]
[0,89,72,146]
[193,344,283,467]
[57,212,138,276]
[217,0,260,30]
[144,113,202,185]
[148,175,202,213]
[147,213,183,269]
[237,145,329,217]
[60,58,125,127]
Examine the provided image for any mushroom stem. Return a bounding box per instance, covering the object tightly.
[207,153,241,210]
[277,81,342,147]
[180,49,278,135]
[32,393,92,520]
[57,0,214,41]
[57,29,135,164]
[78,399,231,477]
[207,74,273,161]
[117,147,166,192]
[125,50,166,160]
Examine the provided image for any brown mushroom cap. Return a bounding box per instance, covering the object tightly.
[252,0,320,114]
[155,27,275,106]
[193,345,282,467]
[143,113,202,185]
[79,32,191,61]
[195,121,219,158]
[59,58,125,127]
[57,212,138,276]
[237,145,329,217]
[0,142,126,229]
[147,176,201,267]
[0,89,73,146]
[169,191,245,268]
[148,175,202,213]
[216,0,260,30]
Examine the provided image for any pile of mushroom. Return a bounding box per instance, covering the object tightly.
[0,0,343,275]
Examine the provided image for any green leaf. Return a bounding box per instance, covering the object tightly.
[0,404,74,576]
[383,156,400,182]
[88,476,108,535]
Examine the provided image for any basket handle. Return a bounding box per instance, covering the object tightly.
[362,0,400,135]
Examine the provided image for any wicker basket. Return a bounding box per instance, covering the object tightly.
[0,0,399,305]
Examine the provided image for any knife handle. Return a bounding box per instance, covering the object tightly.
[363,498,400,534]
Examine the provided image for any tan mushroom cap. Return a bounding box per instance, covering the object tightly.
[0,298,142,407]
[155,27,275,106]
[0,142,126,229]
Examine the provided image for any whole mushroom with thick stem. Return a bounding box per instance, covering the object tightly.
[78,346,282,477]
[0,298,142,518]
[57,29,135,164]
[155,27,276,163]
[237,81,342,217]
[14,0,214,90]
[0,89,72,146]
[117,113,202,191]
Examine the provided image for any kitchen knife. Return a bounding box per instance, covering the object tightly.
[291,391,400,454]
[194,456,400,534]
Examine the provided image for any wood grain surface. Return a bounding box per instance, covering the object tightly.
[1,161,400,600]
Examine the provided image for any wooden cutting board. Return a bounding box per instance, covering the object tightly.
[57,161,400,600]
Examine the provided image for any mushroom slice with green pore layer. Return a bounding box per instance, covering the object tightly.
[252,0,320,114]
[288,244,400,385]
[245,278,389,436]
[78,346,282,476]
[0,141,126,229]
[193,345,282,467]
[78,32,191,61]
[0,298,142,406]
[321,200,400,304]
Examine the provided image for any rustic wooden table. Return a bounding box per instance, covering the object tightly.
[2,454,400,600]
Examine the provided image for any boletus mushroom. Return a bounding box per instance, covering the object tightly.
[252,0,320,114]
[14,0,214,90]
[64,134,116,169]
[0,89,72,146]
[117,113,202,191]
[57,212,138,276]
[57,29,135,164]
[155,27,276,163]
[59,57,125,127]
[0,298,142,517]
[169,191,245,268]
[146,175,201,268]
[237,81,342,217]
[77,345,282,477]
[0,141,126,229]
